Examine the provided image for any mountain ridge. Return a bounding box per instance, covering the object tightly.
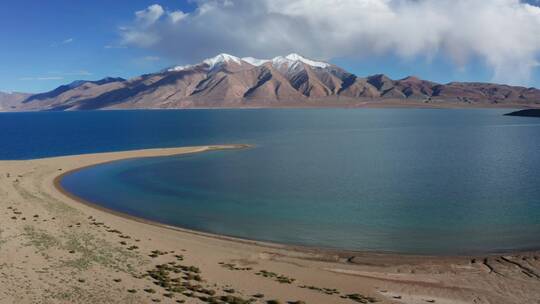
[1,53,539,111]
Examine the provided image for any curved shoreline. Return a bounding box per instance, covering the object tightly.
[52,145,305,255]
[52,145,539,261]
[2,144,540,303]
[51,144,389,261]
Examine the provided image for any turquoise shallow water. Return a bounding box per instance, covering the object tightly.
[3,109,538,254]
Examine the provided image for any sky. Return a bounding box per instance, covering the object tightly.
[1,0,540,93]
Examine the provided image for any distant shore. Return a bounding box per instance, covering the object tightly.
[2,100,540,113]
[504,108,540,117]
[1,146,539,303]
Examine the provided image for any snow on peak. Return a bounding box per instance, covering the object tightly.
[267,53,330,73]
[167,53,329,73]
[242,53,330,69]
[167,64,195,72]
[167,53,243,72]
[284,53,304,61]
[202,53,242,69]
[271,53,330,70]
[241,57,270,66]
[283,53,329,68]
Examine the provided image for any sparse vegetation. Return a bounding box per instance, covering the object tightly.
[23,226,60,251]
[341,293,378,303]
[219,262,252,271]
[256,270,295,284]
[60,232,139,271]
[299,285,339,295]
[0,229,6,249]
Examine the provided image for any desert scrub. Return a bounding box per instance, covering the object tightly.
[342,293,378,303]
[256,270,295,284]
[299,285,340,295]
[23,225,60,251]
[44,285,134,303]
[60,231,142,272]
[219,262,252,271]
[12,180,79,216]
[220,295,252,304]
[0,229,6,249]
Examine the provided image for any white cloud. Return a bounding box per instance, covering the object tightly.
[135,4,165,27]
[62,70,93,76]
[104,44,127,49]
[120,1,540,85]
[19,70,91,81]
[169,10,188,23]
[121,5,190,47]
[19,76,64,81]
[143,56,161,61]
[50,37,75,47]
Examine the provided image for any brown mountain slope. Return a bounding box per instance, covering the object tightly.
[0,92,31,111]
[242,65,307,103]
[3,53,539,111]
[432,82,540,104]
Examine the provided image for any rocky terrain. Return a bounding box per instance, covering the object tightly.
[2,53,540,111]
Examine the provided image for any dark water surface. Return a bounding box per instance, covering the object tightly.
[2,109,539,254]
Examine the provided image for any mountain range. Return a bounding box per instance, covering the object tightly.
[2,53,539,111]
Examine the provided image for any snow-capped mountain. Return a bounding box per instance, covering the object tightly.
[167,53,245,72]
[2,53,539,111]
[167,53,331,73]
[240,53,330,69]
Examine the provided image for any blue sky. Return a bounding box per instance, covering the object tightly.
[1,0,540,93]
[0,0,193,93]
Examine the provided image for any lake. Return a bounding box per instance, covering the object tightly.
[2,109,539,254]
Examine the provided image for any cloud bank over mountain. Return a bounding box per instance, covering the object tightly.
[120,0,540,86]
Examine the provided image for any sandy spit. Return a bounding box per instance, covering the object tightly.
[0,145,539,304]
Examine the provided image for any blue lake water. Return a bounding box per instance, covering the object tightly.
[2,109,540,254]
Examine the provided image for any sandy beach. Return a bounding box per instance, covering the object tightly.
[1,145,539,304]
